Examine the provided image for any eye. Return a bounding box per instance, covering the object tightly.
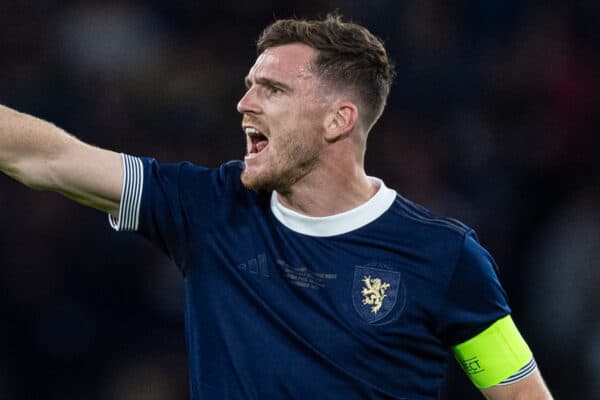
[266,84,283,95]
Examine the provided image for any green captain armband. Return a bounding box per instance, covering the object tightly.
[452,315,533,389]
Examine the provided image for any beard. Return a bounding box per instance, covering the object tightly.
[241,132,321,193]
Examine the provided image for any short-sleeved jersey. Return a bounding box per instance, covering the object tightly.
[111,156,527,399]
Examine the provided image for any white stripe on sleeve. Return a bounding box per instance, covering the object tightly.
[497,357,537,386]
[108,154,144,232]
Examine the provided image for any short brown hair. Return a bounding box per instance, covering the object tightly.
[257,14,395,131]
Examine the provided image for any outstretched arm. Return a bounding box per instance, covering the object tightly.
[0,104,123,217]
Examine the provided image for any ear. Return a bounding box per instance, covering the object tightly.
[324,102,359,142]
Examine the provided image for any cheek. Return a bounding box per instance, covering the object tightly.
[292,103,326,131]
[268,102,326,148]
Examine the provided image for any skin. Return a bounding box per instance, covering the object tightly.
[0,41,553,400]
[236,42,554,400]
[481,370,553,400]
[237,43,377,217]
[0,105,122,217]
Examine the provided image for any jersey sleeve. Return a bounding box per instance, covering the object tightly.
[438,232,535,388]
[109,154,144,232]
[109,154,247,272]
[108,154,197,269]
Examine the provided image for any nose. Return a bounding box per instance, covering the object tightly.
[237,88,261,114]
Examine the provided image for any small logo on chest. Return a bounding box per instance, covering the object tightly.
[352,265,404,324]
[237,253,270,278]
[361,275,391,314]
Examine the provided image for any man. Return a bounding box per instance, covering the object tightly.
[0,14,552,400]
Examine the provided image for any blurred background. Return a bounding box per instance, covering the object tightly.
[1,0,599,399]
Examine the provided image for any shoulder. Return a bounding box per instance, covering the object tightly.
[362,191,480,292]
[142,157,244,175]
[143,158,246,194]
[138,157,261,209]
[389,197,501,291]
[175,159,245,184]
[383,193,475,259]
[389,194,472,237]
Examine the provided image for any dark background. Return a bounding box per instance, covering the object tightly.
[1,1,599,399]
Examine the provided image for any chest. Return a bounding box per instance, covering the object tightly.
[187,217,451,342]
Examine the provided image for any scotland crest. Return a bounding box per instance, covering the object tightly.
[352,265,403,324]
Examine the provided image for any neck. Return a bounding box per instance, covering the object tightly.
[275,161,378,217]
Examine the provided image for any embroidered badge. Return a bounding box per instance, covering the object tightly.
[361,276,391,314]
[352,265,403,324]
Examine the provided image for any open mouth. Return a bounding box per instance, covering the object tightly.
[245,127,269,157]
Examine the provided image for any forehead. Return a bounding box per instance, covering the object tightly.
[247,43,316,84]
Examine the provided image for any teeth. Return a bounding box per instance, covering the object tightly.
[245,127,260,136]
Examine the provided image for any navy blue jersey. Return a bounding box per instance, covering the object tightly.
[111,156,512,399]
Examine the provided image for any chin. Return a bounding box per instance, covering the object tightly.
[240,171,259,190]
[241,167,281,192]
[241,168,266,191]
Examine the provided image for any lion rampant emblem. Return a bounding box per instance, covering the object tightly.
[352,266,403,324]
[361,275,391,314]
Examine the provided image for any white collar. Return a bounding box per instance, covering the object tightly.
[270,177,397,237]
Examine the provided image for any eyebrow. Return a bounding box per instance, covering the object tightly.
[244,76,293,92]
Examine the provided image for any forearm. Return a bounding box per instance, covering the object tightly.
[0,104,78,189]
[0,104,123,215]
